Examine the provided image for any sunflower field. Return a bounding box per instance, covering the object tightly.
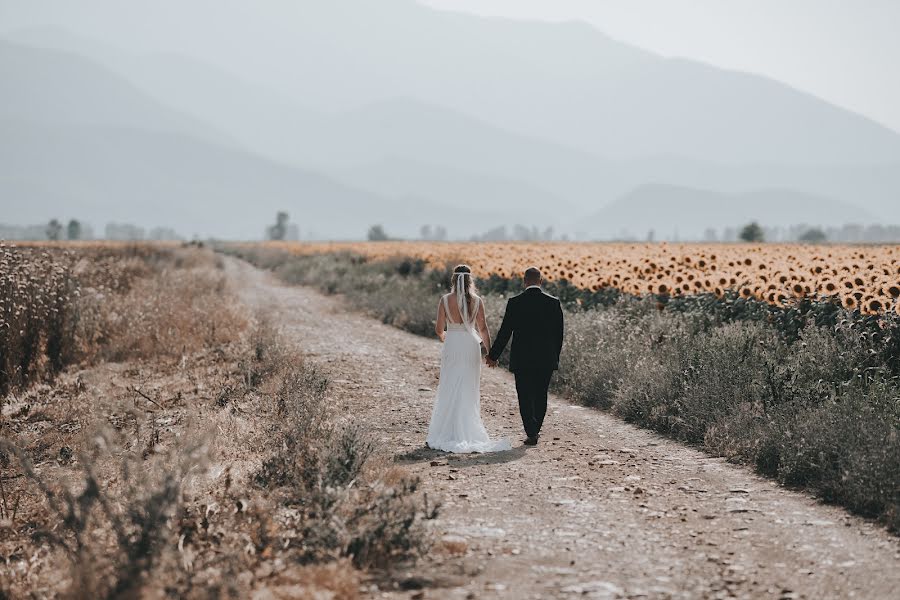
[257,242,900,315]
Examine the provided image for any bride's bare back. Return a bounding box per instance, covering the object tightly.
[435,293,491,349]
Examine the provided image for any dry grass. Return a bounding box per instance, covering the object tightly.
[0,242,244,597]
[1,244,431,598]
[0,242,238,397]
[2,431,204,599]
[80,267,240,362]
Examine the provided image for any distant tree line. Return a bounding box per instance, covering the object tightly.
[419,224,448,241]
[361,223,564,242]
[636,222,900,244]
[727,222,900,244]
[470,224,559,242]
[104,223,183,241]
[0,219,92,241]
[0,219,183,241]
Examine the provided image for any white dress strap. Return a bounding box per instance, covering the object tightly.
[442,294,453,324]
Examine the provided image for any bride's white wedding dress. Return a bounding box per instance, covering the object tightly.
[426,293,511,453]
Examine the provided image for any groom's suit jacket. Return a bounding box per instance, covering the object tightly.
[488,287,564,372]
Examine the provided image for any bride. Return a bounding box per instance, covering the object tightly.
[426,265,511,453]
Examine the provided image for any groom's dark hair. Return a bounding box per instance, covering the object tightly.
[524,267,542,285]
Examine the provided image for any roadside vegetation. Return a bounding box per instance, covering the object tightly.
[1,242,432,598]
[223,245,900,533]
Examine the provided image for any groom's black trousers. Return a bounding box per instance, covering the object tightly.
[514,369,554,438]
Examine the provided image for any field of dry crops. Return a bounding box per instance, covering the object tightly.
[258,241,900,314]
[0,241,227,395]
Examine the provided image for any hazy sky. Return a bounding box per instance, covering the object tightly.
[423,0,900,133]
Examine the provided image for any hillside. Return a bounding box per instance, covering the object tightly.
[11,0,896,165]
[0,39,226,144]
[3,3,900,235]
[12,31,900,226]
[0,40,497,239]
[586,184,875,239]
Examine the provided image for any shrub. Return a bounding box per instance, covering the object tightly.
[0,245,78,395]
[255,356,433,568]
[559,307,652,409]
[2,430,204,599]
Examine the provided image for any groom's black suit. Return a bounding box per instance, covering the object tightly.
[488,287,564,439]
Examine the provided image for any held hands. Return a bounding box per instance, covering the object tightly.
[484,356,498,368]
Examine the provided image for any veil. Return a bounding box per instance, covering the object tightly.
[454,271,472,325]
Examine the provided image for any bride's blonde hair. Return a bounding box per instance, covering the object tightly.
[450,264,477,315]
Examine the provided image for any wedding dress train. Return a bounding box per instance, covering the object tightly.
[426,294,511,453]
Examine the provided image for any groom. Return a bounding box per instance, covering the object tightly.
[486,267,564,446]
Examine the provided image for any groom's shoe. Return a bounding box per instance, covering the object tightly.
[524,436,538,446]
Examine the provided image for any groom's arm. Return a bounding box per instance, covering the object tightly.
[488,299,515,361]
[553,298,564,362]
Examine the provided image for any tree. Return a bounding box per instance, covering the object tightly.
[46,219,63,241]
[420,225,432,240]
[739,221,765,242]
[67,219,82,241]
[367,224,389,241]
[798,227,827,243]
[267,211,289,240]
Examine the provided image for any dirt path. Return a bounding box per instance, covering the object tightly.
[225,258,900,600]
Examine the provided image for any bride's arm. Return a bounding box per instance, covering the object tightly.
[435,297,446,342]
[476,299,491,351]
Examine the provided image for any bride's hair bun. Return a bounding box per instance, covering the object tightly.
[453,264,472,275]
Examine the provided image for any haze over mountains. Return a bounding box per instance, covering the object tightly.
[1,0,898,240]
[590,184,876,240]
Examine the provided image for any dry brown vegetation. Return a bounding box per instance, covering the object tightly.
[1,243,432,599]
[0,242,231,396]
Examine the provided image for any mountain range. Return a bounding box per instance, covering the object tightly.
[1,0,899,239]
[589,184,878,240]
